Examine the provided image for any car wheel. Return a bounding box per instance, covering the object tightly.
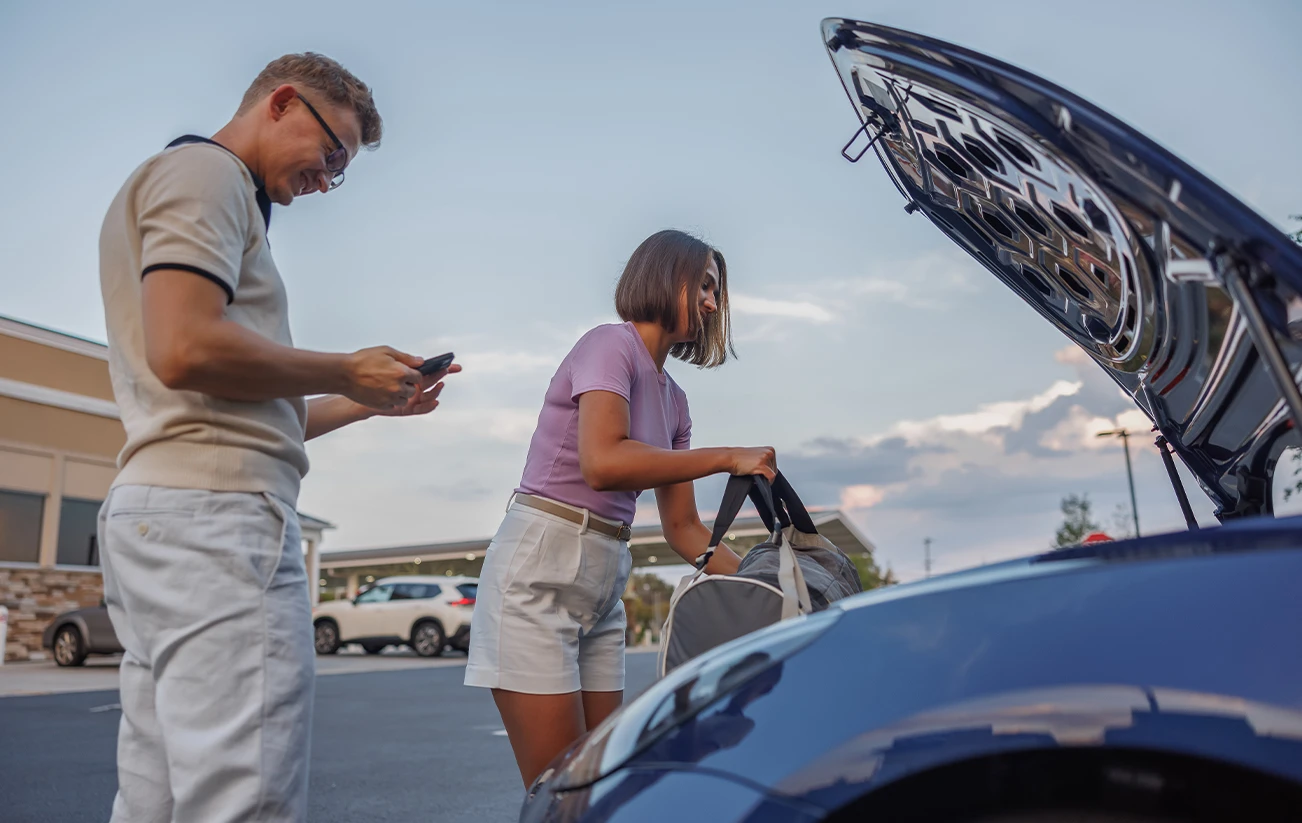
[53,625,88,667]
[411,621,446,657]
[314,620,341,655]
[361,642,386,655]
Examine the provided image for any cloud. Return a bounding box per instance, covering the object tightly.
[840,484,885,509]
[731,294,835,323]
[894,380,1083,440]
[772,344,1220,582]
[458,350,560,375]
[433,408,540,445]
[827,248,984,311]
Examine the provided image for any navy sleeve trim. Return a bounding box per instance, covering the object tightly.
[141,264,235,304]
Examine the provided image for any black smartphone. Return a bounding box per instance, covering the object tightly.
[418,352,455,376]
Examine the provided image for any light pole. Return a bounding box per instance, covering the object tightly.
[923,537,932,578]
[1097,429,1141,537]
[642,582,661,643]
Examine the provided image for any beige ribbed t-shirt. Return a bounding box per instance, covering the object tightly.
[98,138,309,502]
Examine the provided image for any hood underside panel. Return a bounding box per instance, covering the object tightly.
[823,19,1302,518]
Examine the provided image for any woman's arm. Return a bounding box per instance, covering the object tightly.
[655,481,742,575]
[576,391,775,492]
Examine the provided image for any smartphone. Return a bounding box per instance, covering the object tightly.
[418,352,455,376]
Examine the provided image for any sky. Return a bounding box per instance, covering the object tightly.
[3,0,1301,582]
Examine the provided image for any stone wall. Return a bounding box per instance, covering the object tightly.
[1,565,104,662]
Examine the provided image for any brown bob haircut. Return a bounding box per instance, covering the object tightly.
[614,229,735,368]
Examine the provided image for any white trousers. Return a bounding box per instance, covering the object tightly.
[99,485,314,823]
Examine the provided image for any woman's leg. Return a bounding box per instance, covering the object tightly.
[581,690,623,731]
[492,689,586,787]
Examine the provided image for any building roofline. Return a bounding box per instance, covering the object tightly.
[320,508,871,570]
[0,376,120,419]
[0,314,108,361]
[821,509,874,553]
[297,512,336,530]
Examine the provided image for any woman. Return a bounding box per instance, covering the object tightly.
[464,229,777,787]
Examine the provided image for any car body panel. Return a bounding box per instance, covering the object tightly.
[42,605,123,655]
[525,518,1302,819]
[523,768,822,823]
[821,17,1302,518]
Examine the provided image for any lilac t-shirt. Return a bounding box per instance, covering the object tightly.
[517,322,692,523]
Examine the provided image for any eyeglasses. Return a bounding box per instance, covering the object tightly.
[296,93,348,190]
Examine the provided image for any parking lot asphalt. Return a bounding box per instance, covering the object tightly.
[0,649,660,823]
[0,645,477,698]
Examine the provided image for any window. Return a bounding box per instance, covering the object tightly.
[419,584,443,600]
[392,583,439,600]
[0,489,45,563]
[57,498,103,566]
[390,584,417,600]
[457,584,478,600]
[355,584,393,604]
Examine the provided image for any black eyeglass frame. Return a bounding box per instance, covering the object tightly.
[296,93,348,190]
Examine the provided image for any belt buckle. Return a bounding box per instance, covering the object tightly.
[617,525,632,541]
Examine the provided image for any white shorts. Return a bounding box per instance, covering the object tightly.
[464,497,632,694]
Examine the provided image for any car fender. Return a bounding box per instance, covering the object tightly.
[43,614,90,649]
[313,607,348,640]
[769,683,1302,811]
[409,614,445,640]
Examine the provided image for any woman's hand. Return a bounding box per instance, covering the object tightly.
[728,446,777,482]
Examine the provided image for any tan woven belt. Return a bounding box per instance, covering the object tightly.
[513,493,633,541]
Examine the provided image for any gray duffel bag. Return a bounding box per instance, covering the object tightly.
[657,472,861,677]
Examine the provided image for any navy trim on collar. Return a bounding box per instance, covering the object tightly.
[166,135,272,232]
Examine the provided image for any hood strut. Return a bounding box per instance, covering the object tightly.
[1217,245,1302,437]
[1156,436,1199,531]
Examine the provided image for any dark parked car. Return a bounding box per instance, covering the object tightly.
[519,18,1302,822]
[42,602,122,667]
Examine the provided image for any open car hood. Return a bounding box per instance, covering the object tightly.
[823,18,1302,520]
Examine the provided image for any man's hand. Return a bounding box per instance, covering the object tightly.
[371,363,462,417]
[341,347,424,410]
[305,363,461,440]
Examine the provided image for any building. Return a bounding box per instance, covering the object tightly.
[317,509,876,600]
[0,315,331,662]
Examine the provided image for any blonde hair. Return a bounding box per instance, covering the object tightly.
[238,53,383,148]
[615,230,735,368]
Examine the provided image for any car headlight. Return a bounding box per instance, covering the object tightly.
[545,609,842,792]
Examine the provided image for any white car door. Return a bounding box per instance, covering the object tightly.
[386,583,431,639]
[345,583,394,639]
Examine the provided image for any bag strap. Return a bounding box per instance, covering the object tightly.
[697,475,780,570]
[776,529,814,619]
[707,475,777,550]
[772,471,818,535]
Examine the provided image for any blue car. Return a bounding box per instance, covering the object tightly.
[520,18,1302,822]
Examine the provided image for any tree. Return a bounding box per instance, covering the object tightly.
[622,572,674,642]
[1290,214,1302,245]
[852,552,898,590]
[1053,493,1100,548]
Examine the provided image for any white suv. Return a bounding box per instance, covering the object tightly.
[312,575,477,657]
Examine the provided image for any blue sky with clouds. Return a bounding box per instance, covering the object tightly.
[4,0,1300,580]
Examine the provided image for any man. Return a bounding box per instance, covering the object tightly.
[97,53,455,822]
